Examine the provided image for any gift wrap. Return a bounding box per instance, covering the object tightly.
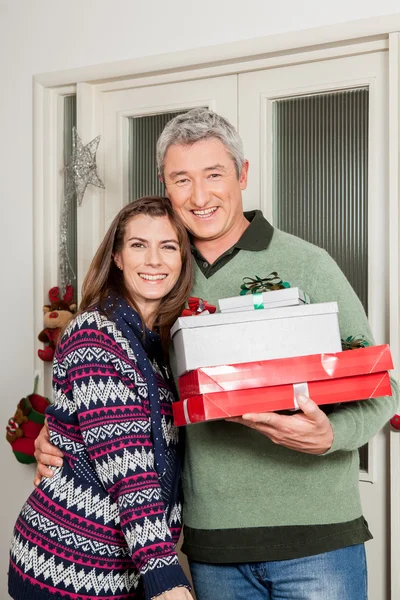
[173,371,393,426]
[178,344,393,397]
[171,302,341,377]
[218,287,310,313]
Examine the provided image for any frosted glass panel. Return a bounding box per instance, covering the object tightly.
[128,111,189,202]
[273,89,369,471]
[63,95,77,296]
[273,88,369,312]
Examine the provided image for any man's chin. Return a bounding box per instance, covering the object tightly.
[185,218,225,241]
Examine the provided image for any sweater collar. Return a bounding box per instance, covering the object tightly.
[236,210,274,251]
[191,210,274,257]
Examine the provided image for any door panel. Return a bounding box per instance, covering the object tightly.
[101,75,238,230]
[239,52,389,600]
[83,75,238,589]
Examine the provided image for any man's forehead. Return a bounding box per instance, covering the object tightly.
[164,138,234,171]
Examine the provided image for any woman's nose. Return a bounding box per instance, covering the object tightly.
[145,246,162,266]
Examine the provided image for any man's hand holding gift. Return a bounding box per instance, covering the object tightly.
[227,394,334,455]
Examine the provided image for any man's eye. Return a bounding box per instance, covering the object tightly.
[176,178,189,186]
[209,173,222,179]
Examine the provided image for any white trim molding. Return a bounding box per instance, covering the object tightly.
[33,83,76,395]
[388,31,400,600]
[34,14,400,88]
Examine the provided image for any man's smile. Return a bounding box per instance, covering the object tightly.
[191,207,219,218]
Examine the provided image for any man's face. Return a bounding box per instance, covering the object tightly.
[163,138,248,242]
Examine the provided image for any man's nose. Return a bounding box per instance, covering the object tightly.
[191,179,210,208]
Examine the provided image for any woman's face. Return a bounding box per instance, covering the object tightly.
[114,214,182,322]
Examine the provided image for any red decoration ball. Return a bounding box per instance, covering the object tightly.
[390,414,400,430]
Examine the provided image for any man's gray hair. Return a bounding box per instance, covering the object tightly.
[156,108,245,181]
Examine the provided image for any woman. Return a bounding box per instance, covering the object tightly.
[9,197,194,600]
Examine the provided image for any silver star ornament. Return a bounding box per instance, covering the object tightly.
[65,127,105,205]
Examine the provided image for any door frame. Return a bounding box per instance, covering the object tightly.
[388,32,400,598]
[33,17,400,598]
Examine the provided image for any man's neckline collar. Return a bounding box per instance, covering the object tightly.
[190,210,274,256]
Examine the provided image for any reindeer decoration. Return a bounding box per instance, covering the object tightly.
[37,286,76,361]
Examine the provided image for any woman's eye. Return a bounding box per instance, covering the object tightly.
[130,242,145,248]
[162,245,178,251]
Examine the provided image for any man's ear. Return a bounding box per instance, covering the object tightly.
[239,160,249,191]
[158,171,170,198]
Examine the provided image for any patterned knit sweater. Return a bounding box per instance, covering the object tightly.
[9,299,190,600]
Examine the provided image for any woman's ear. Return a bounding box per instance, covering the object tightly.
[113,254,122,271]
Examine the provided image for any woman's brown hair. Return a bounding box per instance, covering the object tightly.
[78,196,192,349]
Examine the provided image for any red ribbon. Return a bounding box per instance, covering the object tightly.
[181,297,216,317]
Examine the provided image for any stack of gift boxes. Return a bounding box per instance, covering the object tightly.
[171,287,393,426]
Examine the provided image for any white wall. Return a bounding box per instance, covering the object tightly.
[1,0,400,596]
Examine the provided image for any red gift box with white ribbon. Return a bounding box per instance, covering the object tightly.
[173,345,393,426]
[178,345,392,397]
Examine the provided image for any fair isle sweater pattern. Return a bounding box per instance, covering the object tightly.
[9,305,189,600]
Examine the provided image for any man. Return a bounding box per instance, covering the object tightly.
[35,108,398,600]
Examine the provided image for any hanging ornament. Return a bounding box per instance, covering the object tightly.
[5,375,51,464]
[65,127,105,206]
[60,127,105,293]
[390,414,400,431]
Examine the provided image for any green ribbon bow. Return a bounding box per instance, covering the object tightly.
[341,335,370,350]
[240,272,290,296]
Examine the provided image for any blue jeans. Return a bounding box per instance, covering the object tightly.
[189,544,367,600]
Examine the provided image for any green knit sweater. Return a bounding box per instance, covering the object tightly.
[179,224,399,563]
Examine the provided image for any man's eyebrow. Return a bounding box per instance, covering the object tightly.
[168,170,188,179]
[203,164,226,172]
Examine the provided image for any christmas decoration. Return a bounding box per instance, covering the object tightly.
[60,127,105,292]
[181,297,216,316]
[38,285,76,361]
[5,377,51,464]
[390,414,400,430]
[240,272,290,295]
[6,402,29,443]
[65,127,105,206]
[341,335,370,350]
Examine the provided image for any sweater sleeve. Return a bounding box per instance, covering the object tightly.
[309,250,399,453]
[63,323,190,600]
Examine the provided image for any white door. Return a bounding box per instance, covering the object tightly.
[239,51,391,600]
[101,75,238,228]
[76,75,238,588]
[76,74,238,287]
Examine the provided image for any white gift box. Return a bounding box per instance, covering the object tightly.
[171,302,342,376]
[219,287,310,313]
